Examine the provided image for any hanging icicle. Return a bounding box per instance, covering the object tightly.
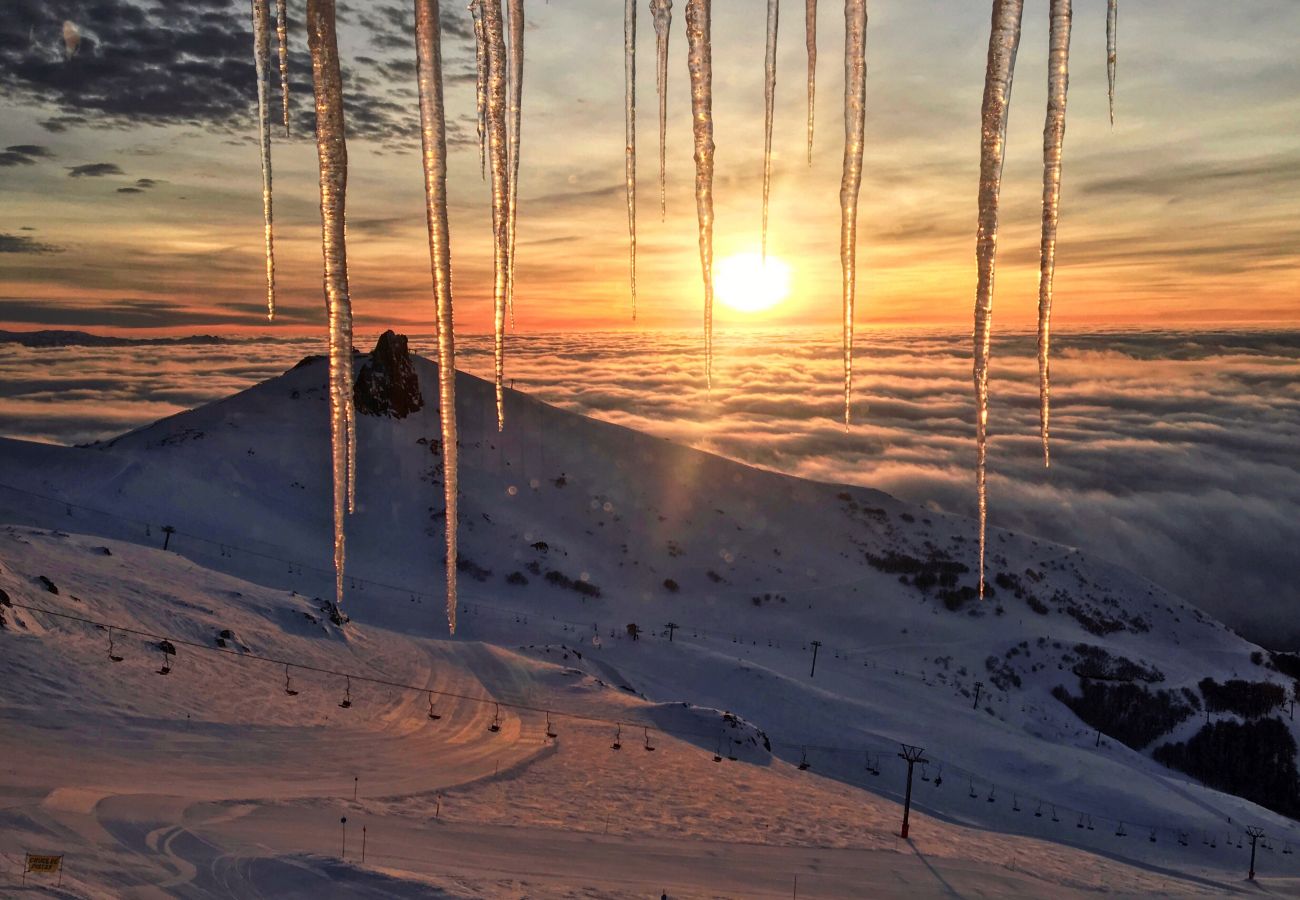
[505,0,524,327]
[470,0,488,179]
[625,0,638,317]
[650,0,672,220]
[276,0,290,134]
[415,0,460,635]
[484,0,510,430]
[306,0,355,612]
[973,0,1024,600]
[761,0,779,262]
[839,0,866,426]
[685,0,714,387]
[1106,0,1117,126]
[1038,0,1071,468]
[252,0,275,321]
[805,0,816,166]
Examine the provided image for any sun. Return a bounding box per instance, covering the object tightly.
[715,252,792,314]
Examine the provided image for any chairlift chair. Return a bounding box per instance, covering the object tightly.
[713,733,723,763]
[284,665,299,696]
[1034,802,1043,818]
[1012,794,1020,812]
[933,765,943,787]
[986,785,996,803]
[1051,805,1059,823]
[107,627,124,663]
[798,747,810,771]
[726,738,738,761]
[157,648,172,676]
[1149,828,1157,843]
[545,712,556,739]
[489,702,501,732]
[643,727,655,751]
[1077,814,1086,830]
[611,724,622,750]
[1115,822,1127,838]
[339,676,352,709]
[920,764,930,782]
[427,693,440,720]
[970,780,978,800]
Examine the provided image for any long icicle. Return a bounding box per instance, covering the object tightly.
[484,0,510,430]
[973,0,1024,600]
[1106,0,1116,126]
[839,0,866,426]
[252,0,275,321]
[470,0,488,179]
[1038,0,1071,468]
[625,0,637,318]
[685,0,714,388]
[650,0,672,220]
[306,0,355,613]
[805,0,816,166]
[414,0,459,635]
[761,0,779,262]
[276,0,290,134]
[505,0,524,328]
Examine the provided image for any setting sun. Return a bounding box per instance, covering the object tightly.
[715,252,792,314]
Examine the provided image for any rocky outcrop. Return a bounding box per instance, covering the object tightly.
[353,330,423,419]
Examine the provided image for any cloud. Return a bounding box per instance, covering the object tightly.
[66,162,123,177]
[0,233,64,254]
[0,0,475,146]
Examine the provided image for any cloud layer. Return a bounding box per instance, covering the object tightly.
[1,328,1297,648]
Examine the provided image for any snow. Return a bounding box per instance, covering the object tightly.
[2,353,1299,895]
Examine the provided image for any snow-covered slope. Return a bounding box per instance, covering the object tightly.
[2,348,1298,895]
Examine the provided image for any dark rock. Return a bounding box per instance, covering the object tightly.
[38,575,57,594]
[354,330,423,419]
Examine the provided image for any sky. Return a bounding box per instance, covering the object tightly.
[0,0,1297,335]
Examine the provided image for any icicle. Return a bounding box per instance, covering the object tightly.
[761,0,778,262]
[1106,0,1116,126]
[625,0,637,317]
[252,0,275,321]
[276,0,290,134]
[415,0,459,634]
[650,0,672,220]
[1038,0,1071,468]
[805,0,816,166]
[306,0,355,611]
[685,0,714,387]
[470,0,488,179]
[973,0,1024,600]
[484,0,510,429]
[505,0,524,328]
[839,0,866,426]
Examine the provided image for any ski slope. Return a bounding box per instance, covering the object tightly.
[2,349,1298,895]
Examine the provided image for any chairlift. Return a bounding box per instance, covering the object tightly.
[798,747,810,771]
[1115,822,1127,838]
[1086,816,1095,831]
[1034,801,1043,818]
[643,727,655,751]
[1149,828,1157,843]
[1012,794,1021,812]
[107,627,124,663]
[1178,831,1189,847]
[427,693,440,720]
[1051,805,1059,823]
[1236,836,1243,849]
[713,733,723,763]
[1283,842,1293,855]
[969,780,978,800]
[933,765,943,787]
[284,664,299,696]
[157,648,172,676]
[545,712,556,739]
[489,702,501,732]
[920,764,930,782]
[986,785,996,803]
[726,738,738,762]
[339,676,352,709]
[611,724,622,750]
[1077,814,1086,830]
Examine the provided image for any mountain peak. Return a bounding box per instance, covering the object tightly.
[353,330,423,419]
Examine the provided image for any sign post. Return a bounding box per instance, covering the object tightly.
[24,853,64,887]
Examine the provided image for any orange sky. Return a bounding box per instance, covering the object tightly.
[1,0,1297,336]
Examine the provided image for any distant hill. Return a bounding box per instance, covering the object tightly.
[0,329,227,348]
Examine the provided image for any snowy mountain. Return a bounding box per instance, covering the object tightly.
[2,334,1298,896]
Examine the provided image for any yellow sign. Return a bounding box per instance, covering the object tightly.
[25,853,62,873]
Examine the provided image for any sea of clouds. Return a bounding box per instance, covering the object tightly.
[2,327,1296,648]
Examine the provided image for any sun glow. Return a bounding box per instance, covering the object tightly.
[715,252,792,314]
